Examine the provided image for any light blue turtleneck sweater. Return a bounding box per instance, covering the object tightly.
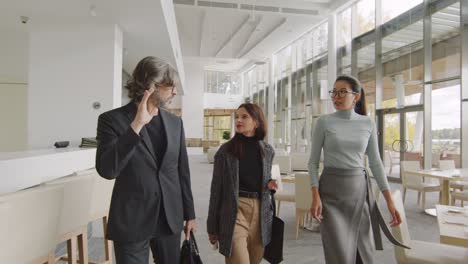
[307,109,390,192]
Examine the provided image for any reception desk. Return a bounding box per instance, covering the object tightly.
[0,148,96,194]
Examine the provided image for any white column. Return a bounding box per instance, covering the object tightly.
[182,62,204,140]
[413,95,424,152]
[394,74,406,109]
[327,13,337,114]
[461,0,468,167]
[267,58,275,145]
[28,23,123,149]
[0,30,29,151]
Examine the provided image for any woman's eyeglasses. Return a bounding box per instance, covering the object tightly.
[328,90,356,98]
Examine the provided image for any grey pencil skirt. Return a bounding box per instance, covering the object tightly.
[319,167,410,264]
[319,167,376,264]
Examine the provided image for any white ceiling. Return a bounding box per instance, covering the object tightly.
[0,0,181,78]
[174,0,341,72]
[0,0,352,81]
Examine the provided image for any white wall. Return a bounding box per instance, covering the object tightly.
[204,93,244,109]
[182,62,204,139]
[0,84,28,151]
[0,30,29,151]
[28,24,123,149]
[113,26,123,108]
[169,95,182,109]
[0,30,28,83]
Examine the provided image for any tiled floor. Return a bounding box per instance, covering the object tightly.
[80,154,443,264]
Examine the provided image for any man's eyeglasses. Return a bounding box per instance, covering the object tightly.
[157,85,176,93]
[328,90,356,98]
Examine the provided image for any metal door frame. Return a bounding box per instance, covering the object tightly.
[376,104,423,182]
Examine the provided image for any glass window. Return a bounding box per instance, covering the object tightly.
[317,63,330,114]
[295,39,307,70]
[205,71,241,94]
[337,8,352,75]
[381,14,423,109]
[432,79,461,168]
[356,0,375,37]
[278,46,292,77]
[382,0,423,23]
[431,2,461,80]
[305,32,314,62]
[357,42,376,118]
[204,115,232,143]
[338,8,352,47]
[313,22,328,58]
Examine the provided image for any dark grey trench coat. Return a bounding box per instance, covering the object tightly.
[207,141,275,257]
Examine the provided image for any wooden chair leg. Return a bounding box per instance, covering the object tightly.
[67,238,77,264]
[78,231,89,264]
[48,252,55,264]
[451,196,456,206]
[422,192,426,210]
[295,209,301,240]
[402,188,407,203]
[103,216,112,264]
[277,200,281,216]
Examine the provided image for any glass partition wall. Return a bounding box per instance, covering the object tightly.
[240,0,466,177]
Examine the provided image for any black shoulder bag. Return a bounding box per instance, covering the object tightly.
[180,231,203,264]
[263,190,284,263]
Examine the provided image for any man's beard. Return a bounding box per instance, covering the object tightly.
[158,97,170,108]
[152,89,173,108]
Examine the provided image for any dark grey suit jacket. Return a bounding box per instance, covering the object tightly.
[207,140,275,256]
[96,102,195,242]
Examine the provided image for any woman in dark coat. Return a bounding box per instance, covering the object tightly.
[207,103,278,263]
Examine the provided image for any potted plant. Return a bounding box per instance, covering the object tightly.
[222,131,231,141]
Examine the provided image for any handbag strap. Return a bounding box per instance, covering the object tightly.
[270,190,278,217]
[190,231,200,255]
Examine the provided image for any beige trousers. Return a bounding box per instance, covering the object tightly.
[225,197,264,264]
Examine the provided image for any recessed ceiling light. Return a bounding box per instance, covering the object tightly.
[89,5,97,17]
[20,16,29,24]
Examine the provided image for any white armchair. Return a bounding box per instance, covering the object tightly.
[0,185,64,264]
[401,161,440,209]
[290,152,309,172]
[45,173,95,264]
[440,160,468,192]
[294,172,312,239]
[391,190,468,263]
[273,155,292,174]
[271,164,295,216]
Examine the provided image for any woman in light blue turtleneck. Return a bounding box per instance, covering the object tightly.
[308,75,406,264]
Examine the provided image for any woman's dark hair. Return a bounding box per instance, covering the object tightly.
[125,56,179,102]
[226,103,267,159]
[335,75,367,116]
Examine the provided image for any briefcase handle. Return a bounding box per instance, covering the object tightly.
[190,231,200,255]
[269,190,278,217]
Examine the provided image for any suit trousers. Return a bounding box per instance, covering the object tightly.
[225,197,263,264]
[113,205,182,264]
